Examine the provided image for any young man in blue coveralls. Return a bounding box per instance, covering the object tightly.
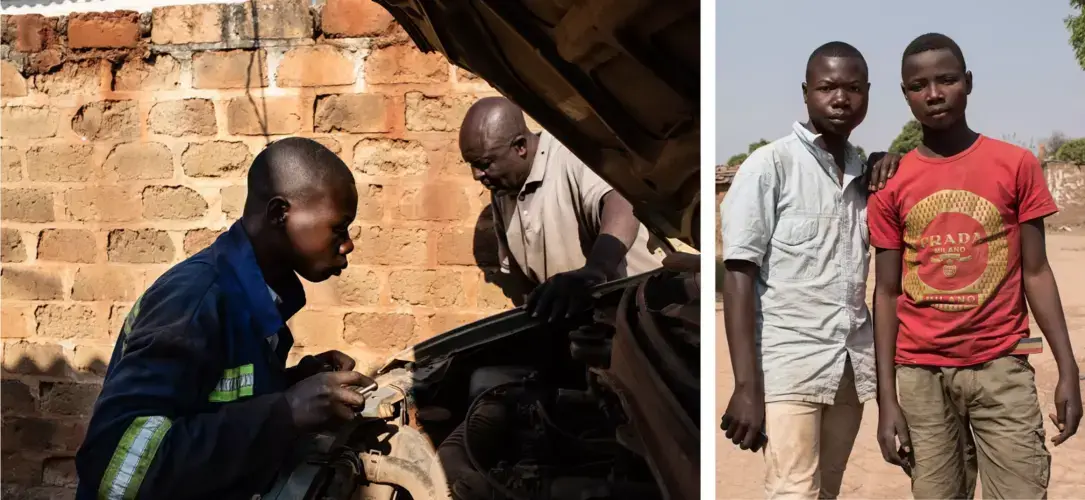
[75,138,371,500]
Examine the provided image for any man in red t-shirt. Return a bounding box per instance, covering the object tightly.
[867,32,1082,499]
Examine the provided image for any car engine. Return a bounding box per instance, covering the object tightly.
[259,261,700,500]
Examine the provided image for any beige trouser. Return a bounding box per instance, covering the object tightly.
[763,360,864,499]
[897,355,1051,499]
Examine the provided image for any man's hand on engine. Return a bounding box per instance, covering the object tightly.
[526,266,607,322]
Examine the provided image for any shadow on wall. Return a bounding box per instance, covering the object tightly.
[2,351,110,497]
[473,203,527,308]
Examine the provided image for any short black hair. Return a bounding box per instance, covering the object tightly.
[902,33,966,72]
[806,41,869,80]
[243,137,353,216]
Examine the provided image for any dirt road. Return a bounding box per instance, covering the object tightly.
[716,234,1085,499]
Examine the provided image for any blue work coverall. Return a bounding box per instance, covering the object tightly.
[75,221,309,500]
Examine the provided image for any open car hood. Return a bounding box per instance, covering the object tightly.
[372,0,701,247]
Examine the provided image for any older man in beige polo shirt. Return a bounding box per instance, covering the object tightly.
[459,97,665,321]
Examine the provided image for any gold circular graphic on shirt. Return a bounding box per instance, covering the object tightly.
[902,189,1008,312]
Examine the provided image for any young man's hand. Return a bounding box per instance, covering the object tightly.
[1050,374,1083,446]
[288,350,357,384]
[721,384,766,452]
[284,370,369,432]
[877,401,913,473]
[865,152,901,192]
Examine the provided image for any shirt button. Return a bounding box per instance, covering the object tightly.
[518,194,525,201]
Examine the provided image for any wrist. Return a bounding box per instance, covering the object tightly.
[1056,358,1080,378]
[876,388,899,408]
[582,261,612,280]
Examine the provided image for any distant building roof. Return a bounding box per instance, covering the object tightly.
[716,164,738,186]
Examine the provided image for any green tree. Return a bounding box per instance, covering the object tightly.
[855,146,866,161]
[747,139,770,153]
[1055,138,1085,164]
[1068,0,1085,70]
[727,153,748,166]
[889,120,923,154]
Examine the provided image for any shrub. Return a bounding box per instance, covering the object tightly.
[1054,138,1085,164]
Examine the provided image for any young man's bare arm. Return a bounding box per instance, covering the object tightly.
[1020,218,1081,446]
[873,248,903,403]
[872,248,912,467]
[720,259,764,450]
[723,260,761,390]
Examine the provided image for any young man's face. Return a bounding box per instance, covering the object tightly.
[803,56,870,137]
[901,48,971,130]
[283,183,358,283]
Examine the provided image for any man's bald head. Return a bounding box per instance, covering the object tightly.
[459,97,538,193]
[459,96,530,149]
[243,137,354,217]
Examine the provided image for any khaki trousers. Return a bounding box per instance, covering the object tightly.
[763,360,864,499]
[897,355,1051,499]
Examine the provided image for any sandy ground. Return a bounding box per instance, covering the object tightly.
[716,234,1085,499]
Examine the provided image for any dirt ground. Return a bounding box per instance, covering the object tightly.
[716,234,1085,499]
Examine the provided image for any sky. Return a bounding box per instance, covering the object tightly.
[716,0,1085,162]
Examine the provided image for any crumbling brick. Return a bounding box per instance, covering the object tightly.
[181,142,252,178]
[239,0,313,40]
[68,11,140,49]
[1,61,27,96]
[142,186,209,220]
[39,383,101,416]
[65,187,141,223]
[2,228,26,263]
[113,54,181,91]
[276,45,355,87]
[353,138,428,176]
[1,189,54,223]
[389,269,466,307]
[151,4,224,44]
[314,94,391,133]
[107,229,175,264]
[26,145,96,182]
[35,304,106,341]
[2,146,23,182]
[1,106,58,139]
[322,0,395,37]
[103,143,174,181]
[148,99,217,137]
[71,100,140,141]
[71,266,143,302]
[192,49,267,89]
[348,226,427,266]
[335,268,381,306]
[396,184,470,222]
[343,313,418,351]
[37,229,98,263]
[226,97,304,135]
[366,44,448,84]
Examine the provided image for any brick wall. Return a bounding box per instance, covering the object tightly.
[0,1,526,495]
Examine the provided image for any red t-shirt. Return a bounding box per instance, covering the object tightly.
[867,135,1059,366]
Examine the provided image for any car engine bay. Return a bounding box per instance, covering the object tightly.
[260,263,700,500]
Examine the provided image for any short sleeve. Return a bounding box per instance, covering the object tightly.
[574,159,614,227]
[1015,152,1059,223]
[719,149,779,266]
[867,186,903,249]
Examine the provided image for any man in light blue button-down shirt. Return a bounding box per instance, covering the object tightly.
[720,41,898,499]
